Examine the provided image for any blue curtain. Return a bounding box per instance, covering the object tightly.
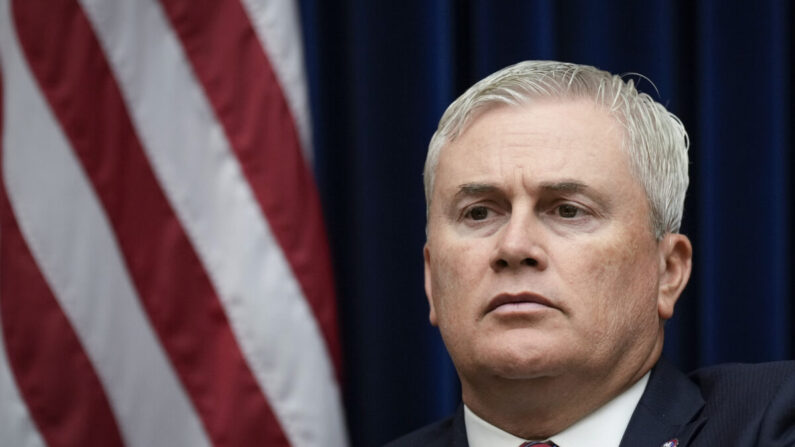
[299,1,793,445]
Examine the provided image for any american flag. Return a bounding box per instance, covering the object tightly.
[0,0,348,446]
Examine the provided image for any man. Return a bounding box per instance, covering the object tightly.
[386,61,795,446]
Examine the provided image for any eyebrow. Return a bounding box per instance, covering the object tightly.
[538,181,588,194]
[453,180,609,207]
[454,181,588,197]
[454,183,499,199]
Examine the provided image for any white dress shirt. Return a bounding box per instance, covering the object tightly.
[464,372,650,447]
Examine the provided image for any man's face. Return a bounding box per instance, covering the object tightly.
[425,99,684,390]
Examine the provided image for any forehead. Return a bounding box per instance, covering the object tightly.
[434,100,632,191]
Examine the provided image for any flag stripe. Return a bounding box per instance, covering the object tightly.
[79,0,346,443]
[0,53,122,443]
[0,6,121,445]
[0,192,124,447]
[158,0,343,375]
[0,22,44,445]
[239,0,315,164]
[0,326,45,447]
[11,0,289,445]
[1,1,213,444]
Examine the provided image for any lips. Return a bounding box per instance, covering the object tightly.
[485,292,557,314]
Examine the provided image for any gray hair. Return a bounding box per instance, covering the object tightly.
[424,60,689,239]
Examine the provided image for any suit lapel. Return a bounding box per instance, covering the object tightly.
[619,359,706,447]
[450,404,469,447]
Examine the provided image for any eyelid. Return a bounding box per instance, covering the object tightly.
[548,200,597,220]
[461,202,491,217]
[557,201,587,210]
[459,200,504,222]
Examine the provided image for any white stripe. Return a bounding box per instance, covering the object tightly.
[0,3,211,446]
[240,0,315,164]
[78,1,348,446]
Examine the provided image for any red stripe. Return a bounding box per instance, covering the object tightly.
[158,0,343,375]
[0,59,124,446]
[12,1,289,445]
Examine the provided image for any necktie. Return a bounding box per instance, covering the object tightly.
[521,442,559,447]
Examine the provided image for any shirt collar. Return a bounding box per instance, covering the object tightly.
[464,372,650,447]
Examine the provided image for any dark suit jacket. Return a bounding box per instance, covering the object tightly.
[384,359,795,446]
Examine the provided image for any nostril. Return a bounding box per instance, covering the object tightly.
[495,259,508,269]
[521,258,538,267]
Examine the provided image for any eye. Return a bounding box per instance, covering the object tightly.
[465,206,490,221]
[557,203,582,218]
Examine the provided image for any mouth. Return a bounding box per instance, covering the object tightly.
[485,292,557,315]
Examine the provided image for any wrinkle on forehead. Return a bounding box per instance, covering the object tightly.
[430,100,644,227]
[459,103,624,158]
[460,99,624,143]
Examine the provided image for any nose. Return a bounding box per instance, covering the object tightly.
[490,209,548,272]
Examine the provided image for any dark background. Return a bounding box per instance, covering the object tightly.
[297,1,794,445]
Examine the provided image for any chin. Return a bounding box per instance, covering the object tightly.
[489,357,565,380]
[473,340,568,380]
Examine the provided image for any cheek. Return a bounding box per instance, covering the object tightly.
[429,240,486,326]
[430,247,468,319]
[572,239,660,330]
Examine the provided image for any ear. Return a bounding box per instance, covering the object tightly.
[424,244,439,326]
[657,233,692,320]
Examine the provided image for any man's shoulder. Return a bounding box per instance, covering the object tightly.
[620,359,795,446]
[689,360,795,401]
[683,360,795,445]
[691,359,795,377]
[383,414,457,447]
